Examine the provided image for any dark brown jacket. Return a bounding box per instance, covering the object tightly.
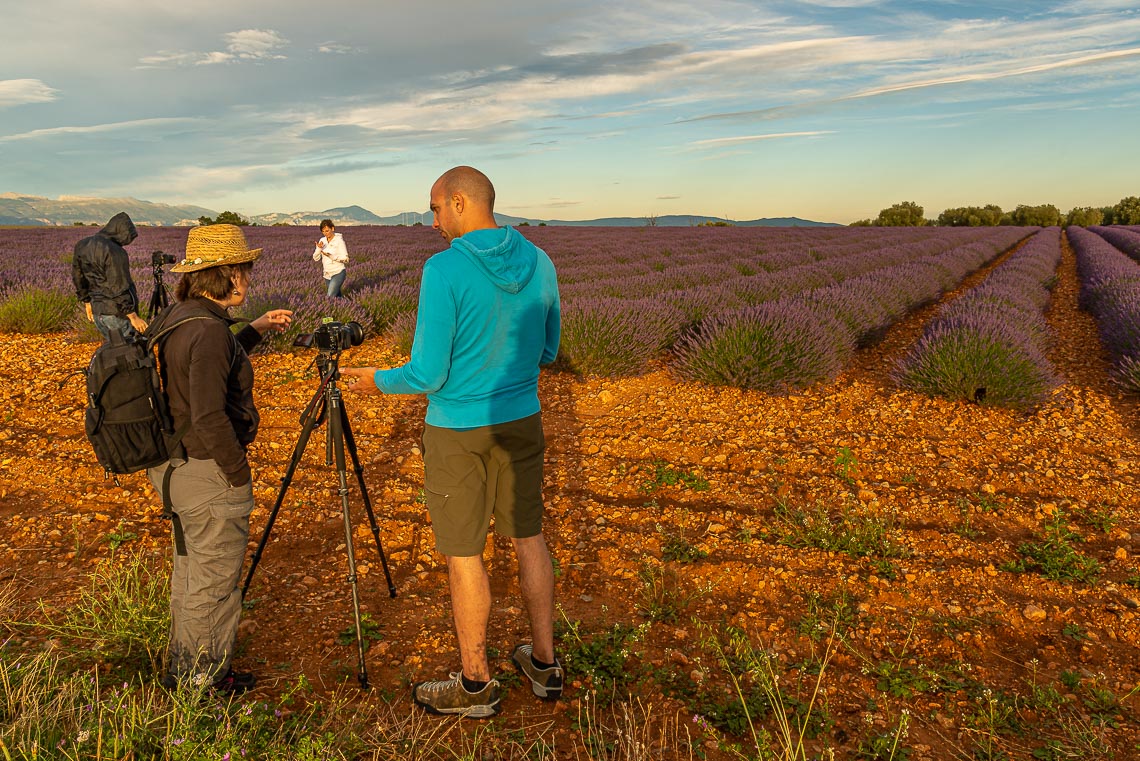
[156,298,263,486]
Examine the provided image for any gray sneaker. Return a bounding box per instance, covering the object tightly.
[511,644,563,701]
[412,672,501,718]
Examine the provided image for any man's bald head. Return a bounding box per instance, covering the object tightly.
[429,166,499,241]
[434,166,496,213]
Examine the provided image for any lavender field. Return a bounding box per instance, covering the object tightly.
[5,223,1140,404]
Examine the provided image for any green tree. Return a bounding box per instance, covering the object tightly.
[197,211,250,226]
[1111,196,1140,225]
[875,201,926,226]
[1009,204,1061,227]
[1065,207,1104,227]
[936,204,1003,226]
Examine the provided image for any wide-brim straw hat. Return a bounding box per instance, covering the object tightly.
[172,224,262,272]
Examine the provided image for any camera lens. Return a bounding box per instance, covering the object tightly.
[344,321,364,347]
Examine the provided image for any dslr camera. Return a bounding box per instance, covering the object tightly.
[152,250,177,267]
[294,319,365,353]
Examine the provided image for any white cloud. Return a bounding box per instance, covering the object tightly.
[692,131,835,146]
[318,42,359,55]
[0,79,59,107]
[844,46,1140,100]
[0,117,203,142]
[225,29,289,60]
[138,28,288,68]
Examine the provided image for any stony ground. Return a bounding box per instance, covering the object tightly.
[2,236,1139,760]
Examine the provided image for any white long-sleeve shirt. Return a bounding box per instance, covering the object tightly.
[312,232,349,278]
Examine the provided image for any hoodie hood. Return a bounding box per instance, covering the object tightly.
[450,226,536,294]
[100,212,138,246]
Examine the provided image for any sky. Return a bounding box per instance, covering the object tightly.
[1,0,1139,224]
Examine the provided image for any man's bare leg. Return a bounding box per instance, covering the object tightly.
[447,554,492,681]
[513,533,555,663]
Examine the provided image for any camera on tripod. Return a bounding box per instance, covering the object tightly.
[152,250,177,267]
[294,320,365,353]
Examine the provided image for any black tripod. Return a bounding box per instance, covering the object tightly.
[241,350,396,689]
[147,254,170,319]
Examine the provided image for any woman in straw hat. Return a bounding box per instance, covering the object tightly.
[148,224,292,694]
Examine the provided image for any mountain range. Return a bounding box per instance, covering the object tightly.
[0,193,840,228]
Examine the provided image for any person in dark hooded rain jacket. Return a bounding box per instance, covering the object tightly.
[72,211,148,341]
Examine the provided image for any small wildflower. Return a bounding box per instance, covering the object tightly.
[76,730,90,743]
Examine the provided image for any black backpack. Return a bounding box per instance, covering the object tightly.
[83,309,211,476]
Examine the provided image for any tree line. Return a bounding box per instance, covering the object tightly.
[851,196,1140,227]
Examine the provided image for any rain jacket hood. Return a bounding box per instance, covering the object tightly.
[450,226,535,294]
[100,212,138,247]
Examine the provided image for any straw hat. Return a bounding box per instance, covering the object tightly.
[172,224,262,272]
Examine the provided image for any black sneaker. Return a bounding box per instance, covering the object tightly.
[511,644,563,701]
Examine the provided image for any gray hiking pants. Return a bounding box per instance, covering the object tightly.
[148,457,254,682]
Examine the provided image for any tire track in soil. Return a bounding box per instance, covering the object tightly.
[1050,230,1140,439]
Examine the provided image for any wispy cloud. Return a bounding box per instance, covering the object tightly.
[844,46,1140,100]
[318,42,360,55]
[692,131,835,146]
[138,29,289,68]
[0,79,58,107]
[0,117,203,142]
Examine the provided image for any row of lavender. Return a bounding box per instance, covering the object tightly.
[893,228,1062,408]
[1069,226,1140,391]
[663,229,1033,391]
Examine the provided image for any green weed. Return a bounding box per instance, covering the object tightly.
[1015,509,1101,583]
[641,459,710,493]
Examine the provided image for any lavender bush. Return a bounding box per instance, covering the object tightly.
[0,286,77,334]
[386,310,418,356]
[894,228,1062,408]
[672,301,841,392]
[893,317,1058,408]
[558,297,683,377]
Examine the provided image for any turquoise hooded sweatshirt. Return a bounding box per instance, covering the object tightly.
[373,226,560,428]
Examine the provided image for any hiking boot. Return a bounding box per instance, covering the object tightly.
[211,669,256,695]
[412,672,501,718]
[160,668,256,694]
[511,644,563,701]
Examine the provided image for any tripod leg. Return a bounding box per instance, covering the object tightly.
[240,384,325,600]
[340,403,398,598]
[329,387,371,690]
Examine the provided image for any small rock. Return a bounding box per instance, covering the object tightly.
[579,594,593,603]
[1123,597,1140,610]
[980,483,996,494]
[857,489,876,502]
[1114,547,1128,561]
[1023,604,1047,622]
[598,390,614,404]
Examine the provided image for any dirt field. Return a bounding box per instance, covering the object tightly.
[2,237,1138,759]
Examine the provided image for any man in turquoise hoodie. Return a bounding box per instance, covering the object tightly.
[342,166,561,718]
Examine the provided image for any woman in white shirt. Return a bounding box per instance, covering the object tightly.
[313,219,349,297]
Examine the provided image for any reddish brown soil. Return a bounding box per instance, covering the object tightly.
[2,237,1139,759]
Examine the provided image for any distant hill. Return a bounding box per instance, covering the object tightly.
[492,213,840,228]
[0,193,841,227]
[0,193,216,226]
[249,205,389,226]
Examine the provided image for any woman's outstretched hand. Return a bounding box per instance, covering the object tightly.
[251,309,294,334]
